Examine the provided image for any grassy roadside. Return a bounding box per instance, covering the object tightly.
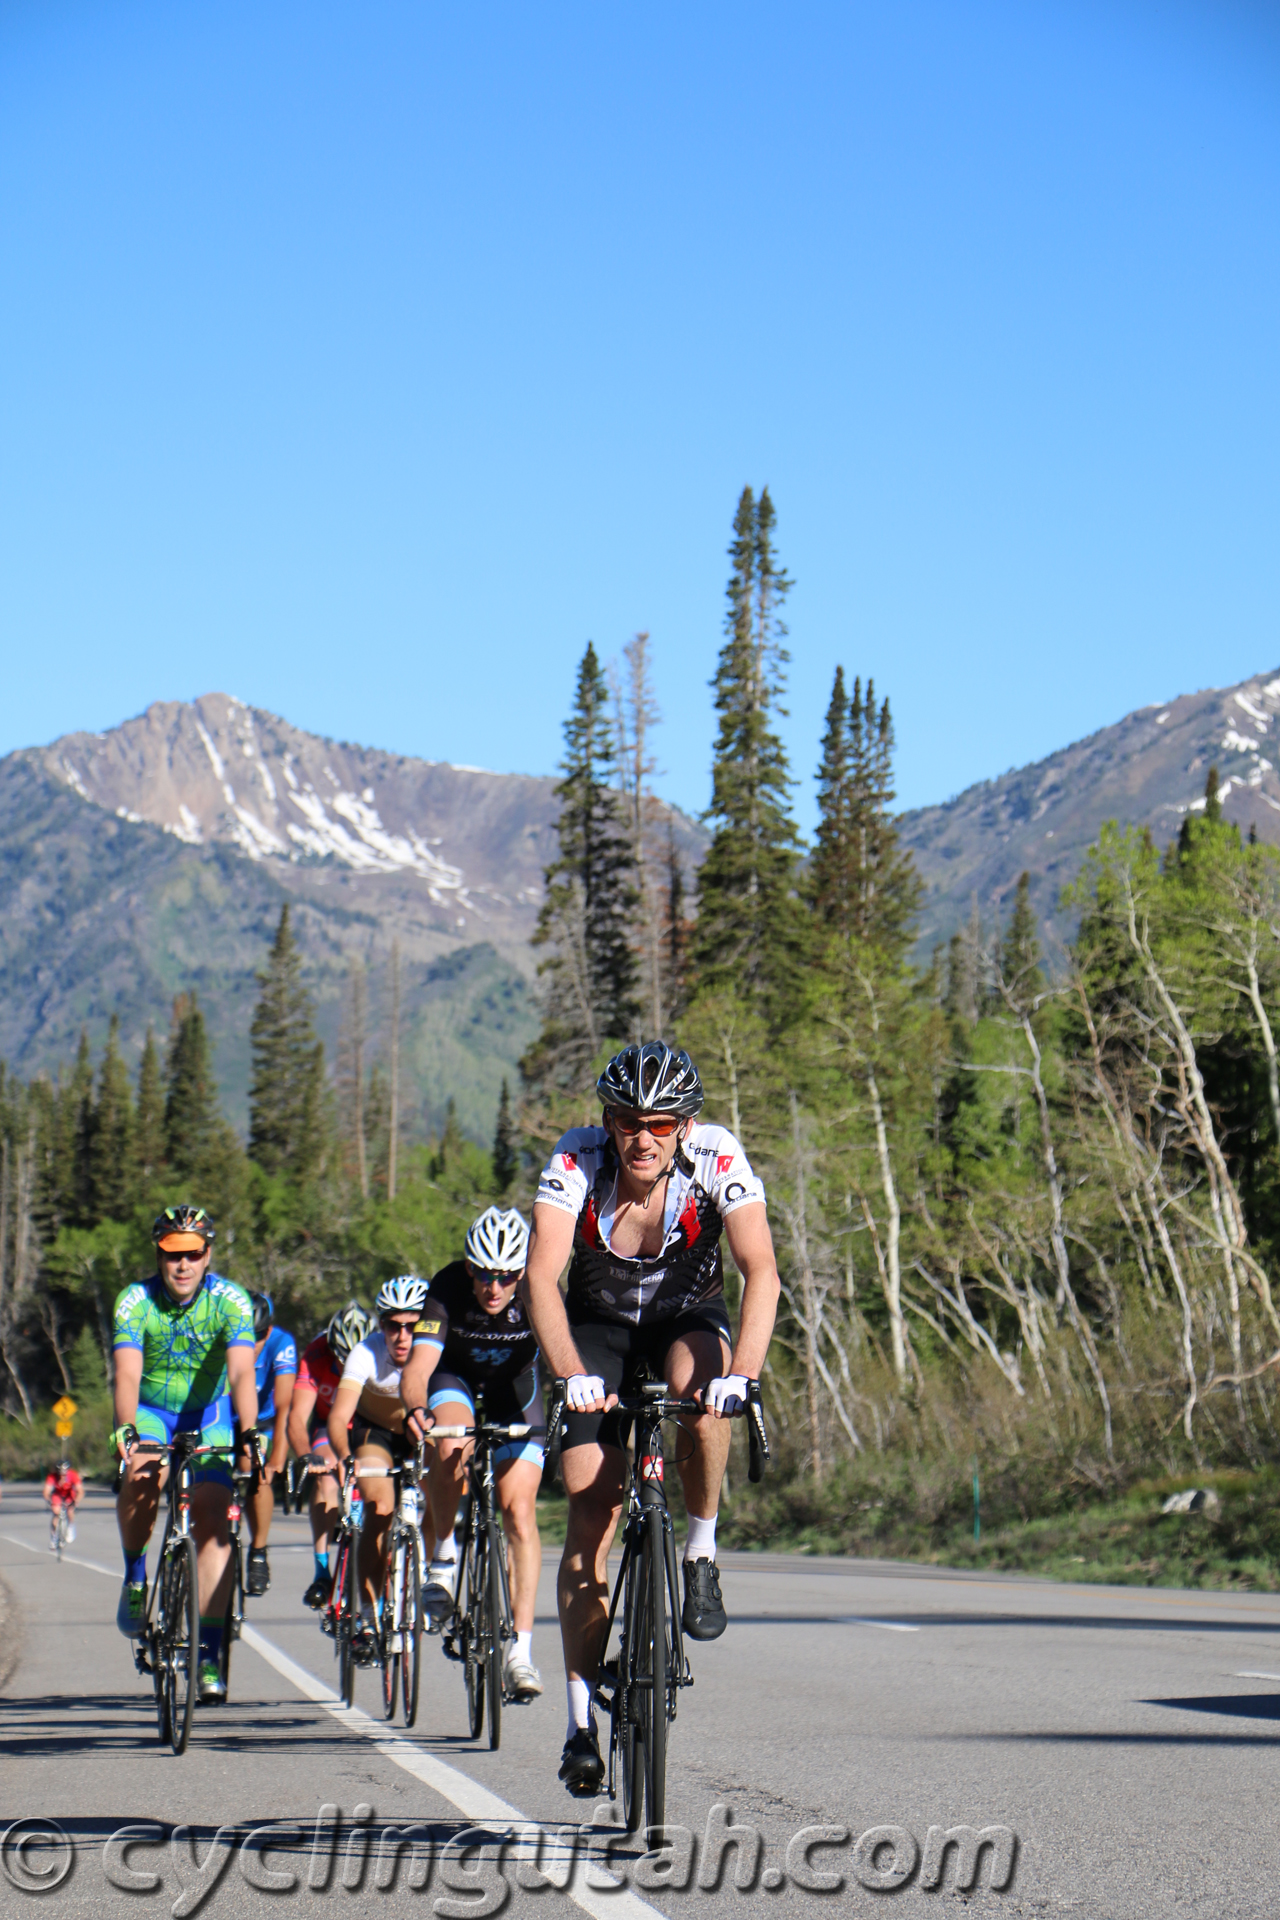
[718,1465,1280,1591]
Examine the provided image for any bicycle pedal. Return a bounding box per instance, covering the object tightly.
[319,1614,336,1637]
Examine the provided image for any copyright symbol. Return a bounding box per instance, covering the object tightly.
[1,1819,73,1893]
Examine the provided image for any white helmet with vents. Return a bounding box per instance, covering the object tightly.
[465,1207,530,1274]
[375,1275,428,1316]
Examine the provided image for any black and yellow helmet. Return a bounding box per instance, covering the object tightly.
[152,1204,215,1253]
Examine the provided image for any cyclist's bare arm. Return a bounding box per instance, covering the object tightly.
[524,1202,590,1383]
[722,1202,782,1384]
[266,1372,296,1474]
[328,1379,361,1462]
[287,1383,317,1459]
[227,1345,259,1437]
[400,1340,442,1437]
[113,1348,144,1451]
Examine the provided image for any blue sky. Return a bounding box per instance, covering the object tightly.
[3,0,1279,831]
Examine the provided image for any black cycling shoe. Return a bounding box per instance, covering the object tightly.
[303,1572,333,1610]
[681,1557,727,1641]
[247,1548,270,1597]
[352,1619,378,1666]
[558,1726,605,1796]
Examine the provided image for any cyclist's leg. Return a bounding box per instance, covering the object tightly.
[353,1438,396,1614]
[494,1367,546,1637]
[249,1420,276,1548]
[423,1374,472,1612]
[558,1317,631,1732]
[117,1405,173,1631]
[308,1430,340,1577]
[184,1398,237,1686]
[662,1306,734,1640]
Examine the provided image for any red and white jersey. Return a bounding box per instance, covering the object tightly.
[535,1122,765,1325]
[45,1469,82,1505]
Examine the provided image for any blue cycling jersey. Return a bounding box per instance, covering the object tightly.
[255,1324,298,1421]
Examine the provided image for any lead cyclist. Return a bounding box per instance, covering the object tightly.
[112,1206,259,1704]
[523,1040,781,1795]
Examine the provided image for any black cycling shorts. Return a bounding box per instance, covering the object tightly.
[350,1415,414,1463]
[562,1300,732,1454]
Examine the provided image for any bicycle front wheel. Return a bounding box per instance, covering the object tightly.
[336,1533,358,1709]
[484,1520,504,1751]
[402,1532,422,1727]
[462,1531,485,1740]
[381,1535,402,1721]
[623,1510,668,1836]
[164,1536,199,1756]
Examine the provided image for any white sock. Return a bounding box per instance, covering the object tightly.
[433,1530,457,1565]
[566,1675,594,1735]
[684,1512,718,1563]
[513,1630,532,1664]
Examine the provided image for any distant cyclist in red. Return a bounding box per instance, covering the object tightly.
[44,1461,83,1548]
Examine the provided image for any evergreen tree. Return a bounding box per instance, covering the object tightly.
[692,486,807,1016]
[248,905,327,1184]
[164,994,219,1183]
[842,677,921,954]
[999,873,1045,1015]
[811,666,853,930]
[90,1014,136,1220]
[492,1079,518,1194]
[665,822,688,1021]
[135,1026,165,1182]
[522,644,639,1095]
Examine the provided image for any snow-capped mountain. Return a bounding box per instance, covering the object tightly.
[898,667,1280,955]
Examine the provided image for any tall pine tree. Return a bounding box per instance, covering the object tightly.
[522,643,639,1096]
[135,1026,165,1182]
[164,995,219,1183]
[492,1078,518,1194]
[691,486,807,1017]
[90,1015,136,1220]
[811,670,921,957]
[248,905,327,1184]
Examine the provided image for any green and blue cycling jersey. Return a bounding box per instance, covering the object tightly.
[113,1272,254,1462]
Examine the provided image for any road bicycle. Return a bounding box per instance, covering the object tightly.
[545,1373,769,1836]
[434,1399,538,1751]
[372,1450,427,1726]
[129,1432,253,1755]
[324,1463,369,1707]
[49,1502,73,1560]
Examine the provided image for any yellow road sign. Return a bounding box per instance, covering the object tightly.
[54,1420,74,1438]
[52,1396,78,1421]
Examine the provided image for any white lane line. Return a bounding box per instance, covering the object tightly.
[2,1528,663,1920]
[1236,1671,1280,1682]
[1,1530,117,1578]
[841,1616,919,1632]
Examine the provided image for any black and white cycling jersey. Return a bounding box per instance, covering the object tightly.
[535,1122,766,1325]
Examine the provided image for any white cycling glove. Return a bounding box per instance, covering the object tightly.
[703,1374,749,1416]
[565,1374,608,1412]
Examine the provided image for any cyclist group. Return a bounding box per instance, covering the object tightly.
[108,1038,781,1795]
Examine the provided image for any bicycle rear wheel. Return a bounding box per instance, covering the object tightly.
[401,1532,422,1727]
[164,1536,199,1755]
[617,1546,644,1834]
[484,1520,504,1751]
[462,1530,485,1740]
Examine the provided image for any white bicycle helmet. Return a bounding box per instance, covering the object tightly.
[327,1302,374,1362]
[464,1206,529,1273]
[376,1275,428,1317]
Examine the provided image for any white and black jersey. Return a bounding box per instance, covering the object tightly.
[534,1122,766,1326]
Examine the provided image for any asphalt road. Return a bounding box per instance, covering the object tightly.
[2,1482,1280,1919]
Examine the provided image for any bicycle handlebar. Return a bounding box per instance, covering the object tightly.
[542,1377,771,1485]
